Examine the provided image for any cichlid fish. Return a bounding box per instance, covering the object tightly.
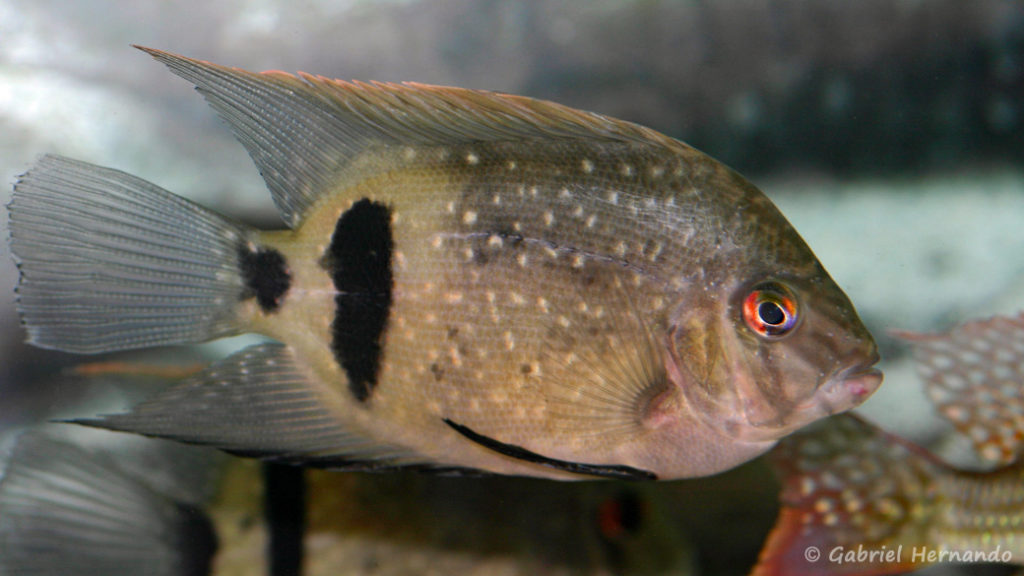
[753,313,1024,576]
[7,47,880,481]
[0,424,702,576]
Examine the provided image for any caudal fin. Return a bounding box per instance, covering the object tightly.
[9,155,255,353]
[896,313,1024,467]
[0,430,220,576]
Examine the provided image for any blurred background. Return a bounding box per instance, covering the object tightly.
[0,1,1022,574]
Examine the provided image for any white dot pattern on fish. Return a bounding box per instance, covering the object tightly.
[776,418,937,546]
[904,314,1024,466]
[383,149,744,444]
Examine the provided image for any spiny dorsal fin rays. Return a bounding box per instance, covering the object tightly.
[134,46,692,227]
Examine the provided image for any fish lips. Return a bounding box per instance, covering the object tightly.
[820,361,884,414]
[733,358,883,444]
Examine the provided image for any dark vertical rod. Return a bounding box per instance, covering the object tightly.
[264,463,306,576]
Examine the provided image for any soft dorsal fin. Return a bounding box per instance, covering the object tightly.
[136,46,687,227]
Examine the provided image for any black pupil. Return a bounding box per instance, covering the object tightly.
[758,300,786,326]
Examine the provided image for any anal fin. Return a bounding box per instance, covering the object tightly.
[73,343,424,470]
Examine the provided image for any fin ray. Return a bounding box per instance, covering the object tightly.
[753,415,940,576]
[0,432,217,576]
[136,46,688,226]
[897,313,1024,466]
[9,155,252,353]
[75,343,425,468]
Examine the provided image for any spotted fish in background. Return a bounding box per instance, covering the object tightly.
[752,314,1024,576]
[8,47,880,480]
[900,313,1024,467]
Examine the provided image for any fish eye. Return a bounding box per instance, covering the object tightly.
[743,282,799,338]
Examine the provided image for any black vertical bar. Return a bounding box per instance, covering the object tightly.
[264,463,306,576]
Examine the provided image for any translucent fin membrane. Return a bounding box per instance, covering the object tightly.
[9,155,252,353]
[0,432,218,576]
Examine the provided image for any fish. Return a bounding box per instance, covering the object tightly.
[0,425,705,576]
[898,313,1024,467]
[7,46,881,481]
[0,428,222,576]
[752,314,1024,576]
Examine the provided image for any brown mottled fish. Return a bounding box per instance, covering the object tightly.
[753,314,1024,576]
[7,46,880,480]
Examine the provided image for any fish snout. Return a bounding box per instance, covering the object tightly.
[821,354,883,414]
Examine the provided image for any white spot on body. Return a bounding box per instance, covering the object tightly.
[543,211,555,227]
[585,215,598,228]
[516,254,528,268]
[607,191,619,204]
[650,165,665,178]
[403,147,417,161]
[537,297,550,314]
[581,159,594,173]
[620,163,634,177]
[502,332,516,352]
[466,152,480,165]
[487,235,503,248]
[449,347,463,367]
[559,187,572,199]
[507,160,517,170]
[463,210,478,225]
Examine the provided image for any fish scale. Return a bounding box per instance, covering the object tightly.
[8,46,880,481]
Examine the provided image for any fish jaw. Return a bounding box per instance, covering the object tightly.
[665,332,883,447]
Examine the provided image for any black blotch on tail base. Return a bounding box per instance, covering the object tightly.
[321,199,394,402]
[443,418,657,481]
[238,244,291,312]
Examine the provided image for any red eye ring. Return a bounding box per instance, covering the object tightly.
[743,282,799,338]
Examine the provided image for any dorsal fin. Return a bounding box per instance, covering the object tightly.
[895,313,1024,467]
[135,46,688,227]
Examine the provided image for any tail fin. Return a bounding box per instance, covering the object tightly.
[9,155,254,353]
[0,430,220,576]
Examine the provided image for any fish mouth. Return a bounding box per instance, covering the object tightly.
[732,357,883,443]
[819,356,883,415]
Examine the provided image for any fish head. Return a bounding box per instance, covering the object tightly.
[663,263,881,453]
